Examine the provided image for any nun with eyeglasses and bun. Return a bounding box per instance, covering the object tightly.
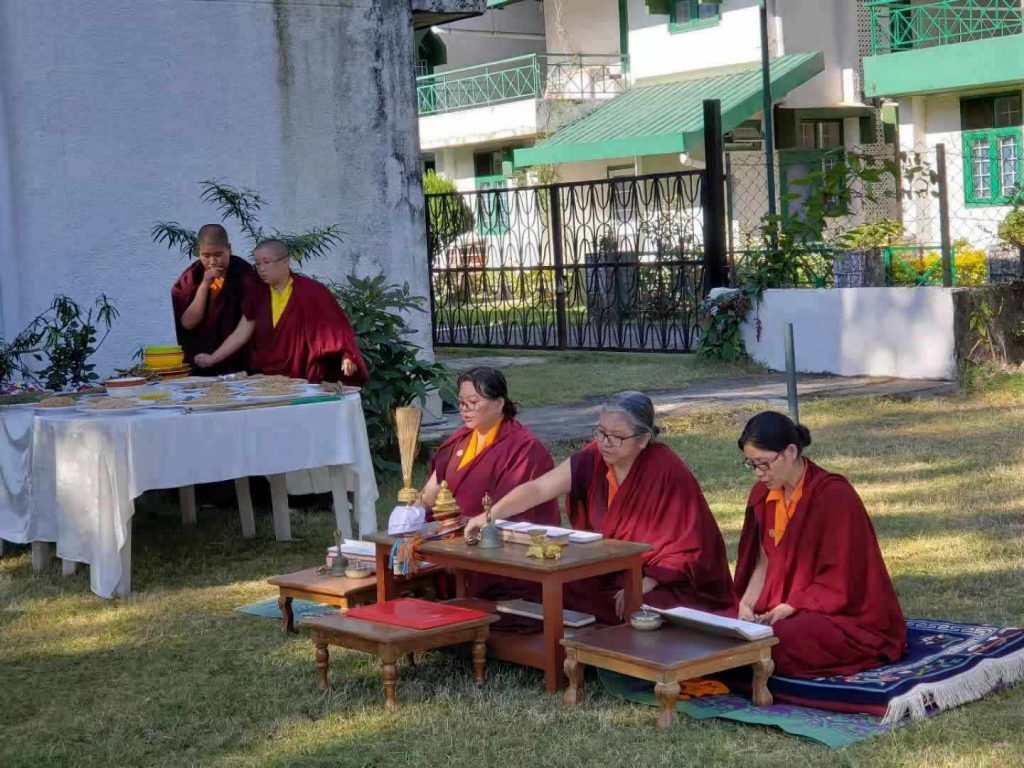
[465,391,735,625]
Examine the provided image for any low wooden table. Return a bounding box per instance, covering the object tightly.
[267,567,438,633]
[561,624,778,728]
[300,611,499,708]
[366,532,650,692]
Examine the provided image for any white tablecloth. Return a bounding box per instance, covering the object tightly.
[0,395,378,598]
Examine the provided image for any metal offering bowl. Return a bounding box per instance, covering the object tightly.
[630,610,664,631]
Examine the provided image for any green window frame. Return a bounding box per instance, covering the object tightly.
[474,174,510,236]
[669,1,721,34]
[963,128,1022,206]
[778,148,848,228]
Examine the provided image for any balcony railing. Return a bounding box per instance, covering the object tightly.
[867,0,1024,56]
[417,53,628,116]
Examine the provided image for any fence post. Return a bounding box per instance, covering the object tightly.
[548,185,569,350]
[702,99,728,292]
[936,143,953,287]
[784,322,799,423]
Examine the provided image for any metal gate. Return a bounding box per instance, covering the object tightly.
[425,170,713,353]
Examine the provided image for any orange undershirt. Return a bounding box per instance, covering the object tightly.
[605,464,620,505]
[765,463,807,545]
[209,277,225,297]
[457,422,500,471]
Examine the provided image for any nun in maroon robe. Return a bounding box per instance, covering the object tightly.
[171,255,258,376]
[735,412,906,678]
[734,461,906,677]
[564,440,736,624]
[424,368,559,613]
[242,271,367,385]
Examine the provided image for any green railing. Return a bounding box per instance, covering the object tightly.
[417,53,628,116]
[867,0,1024,56]
[883,245,959,285]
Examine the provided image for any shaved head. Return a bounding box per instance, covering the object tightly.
[197,223,230,248]
[253,239,289,261]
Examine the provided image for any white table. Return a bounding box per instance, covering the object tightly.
[0,395,378,598]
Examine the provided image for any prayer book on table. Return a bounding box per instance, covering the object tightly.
[644,605,774,641]
[347,598,491,630]
[496,599,596,628]
[495,520,603,544]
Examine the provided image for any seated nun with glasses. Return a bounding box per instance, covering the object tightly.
[465,391,735,624]
[733,411,906,677]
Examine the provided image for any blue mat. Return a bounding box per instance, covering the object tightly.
[599,618,1024,749]
[237,597,335,622]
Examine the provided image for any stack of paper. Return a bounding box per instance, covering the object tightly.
[644,605,774,641]
[495,520,603,544]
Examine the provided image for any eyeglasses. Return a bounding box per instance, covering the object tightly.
[457,398,493,411]
[253,255,289,269]
[593,426,641,449]
[742,452,782,472]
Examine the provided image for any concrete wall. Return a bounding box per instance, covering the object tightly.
[777,0,860,107]
[0,0,449,377]
[421,98,540,151]
[739,287,957,379]
[543,0,621,56]
[897,89,1023,249]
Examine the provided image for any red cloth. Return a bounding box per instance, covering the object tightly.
[346,598,490,629]
[171,255,258,376]
[242,272,367,385]
[429,418,560,615]
[564,442,735,624]
[732,460,907,677]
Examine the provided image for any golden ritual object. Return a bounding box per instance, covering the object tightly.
[432,481,462,533]
[395,406,423,504]
[525,531,564,560]
[328,529,348,576]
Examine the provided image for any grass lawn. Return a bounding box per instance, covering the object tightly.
[435,348,764,407]
[3,379,1024,767]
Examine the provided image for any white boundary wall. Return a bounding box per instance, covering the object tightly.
[737,288,956,380]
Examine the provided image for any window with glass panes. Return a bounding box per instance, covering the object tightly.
[669,1,721,32]
[474,150,512,236]
[961,93,1022,205]
[798,120,843,151]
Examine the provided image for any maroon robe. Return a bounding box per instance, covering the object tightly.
[171,255,258,376]
[242,272,367,385]
[564,442,735,625]
[430,418,560,608]
[733,460,906,678]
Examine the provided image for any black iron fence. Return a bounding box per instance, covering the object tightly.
[426,170,710,352]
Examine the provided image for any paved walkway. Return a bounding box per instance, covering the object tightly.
[423,373,956,443]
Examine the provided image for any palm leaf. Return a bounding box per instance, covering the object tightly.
[151,222,198,257]
[199,180,265,242]
[270,225,344,264]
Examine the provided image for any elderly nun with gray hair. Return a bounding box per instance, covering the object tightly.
[466,391,735,624]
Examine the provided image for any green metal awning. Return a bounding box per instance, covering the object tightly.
[513,52,825,168]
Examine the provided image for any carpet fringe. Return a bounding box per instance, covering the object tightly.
[881,647,1024,724]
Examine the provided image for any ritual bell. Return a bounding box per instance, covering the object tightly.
[477,492,503,549]
[328,529,349,576]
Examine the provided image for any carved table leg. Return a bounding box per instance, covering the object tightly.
[472,632,487,687]
[315,641,330,691]
[751,656,775,707]
[279,595,294,633]
[563,648,584,706]
[654,680,681,729]
[381,651,399,710]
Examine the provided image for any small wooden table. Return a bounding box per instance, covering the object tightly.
[561,624,779,728]
[267,567,438,633]
[300,611,499,708]
[366,532,650,692]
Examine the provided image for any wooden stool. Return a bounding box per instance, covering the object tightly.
[561,624,778,729]
[300,612,499,708]
[267,567,438,633]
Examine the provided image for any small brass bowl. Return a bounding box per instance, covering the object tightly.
[630,610,663,631]
[344,564,372,579]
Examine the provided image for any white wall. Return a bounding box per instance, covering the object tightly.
[777,0,859,107]
[420,98,540,151]
[1,0,435,378]
[543,0,621,56]
[896,88,1023,249]
[736,287,957,379]
[434,1,546,70]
